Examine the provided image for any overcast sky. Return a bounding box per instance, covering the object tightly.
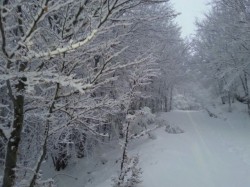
[172,0,210,38]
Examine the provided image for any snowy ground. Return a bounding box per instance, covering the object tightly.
[45,102,250,187]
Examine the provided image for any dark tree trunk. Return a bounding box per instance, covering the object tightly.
[169,85,173,111]
[244,73,250,115]
[164,96,168,112]
[3,79,25,187]
[29,121,49,187]
[118,122,130,184]
[2,2,27,186]
[228,91,232,112]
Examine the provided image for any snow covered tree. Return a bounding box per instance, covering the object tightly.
[0,0,170,186]
[193,0,250,114]
[113,59,159,187]
[117,2,188,113]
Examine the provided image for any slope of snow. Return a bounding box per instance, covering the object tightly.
[44,102,250,187]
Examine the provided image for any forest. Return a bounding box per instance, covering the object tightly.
[0,0,250,187]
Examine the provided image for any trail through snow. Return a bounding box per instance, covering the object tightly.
[136,109,250,187]
[46,103,250,187]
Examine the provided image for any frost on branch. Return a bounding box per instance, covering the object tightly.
[0,71,92,94]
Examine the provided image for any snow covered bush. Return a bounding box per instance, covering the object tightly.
[165,122,184,134]
[130,107,156,135]
[33,178,56,187]
[112,155,142,187]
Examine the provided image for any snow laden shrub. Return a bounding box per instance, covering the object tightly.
[165,122,184,134]
[130,107,155,136]
[112,155,142,187]
[33,178,56,187]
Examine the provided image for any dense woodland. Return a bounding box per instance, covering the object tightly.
[0,0,250,187]
[193,0,250,114]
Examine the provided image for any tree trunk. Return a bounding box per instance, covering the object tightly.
[29,83,60,186]
[3,80,25,187]
[247,98,250,116]
[244,72,250,115]
[2,2,27,186]
[29,120,49,187]
[118,122,130,184]
[164,96,168,112]
[228,91,232,112]
[169,85,173,111]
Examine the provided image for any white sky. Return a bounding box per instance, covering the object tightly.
[171,0,210,38]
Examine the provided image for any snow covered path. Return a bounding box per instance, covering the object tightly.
[136,109,250,187]
[48,105,250,187]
